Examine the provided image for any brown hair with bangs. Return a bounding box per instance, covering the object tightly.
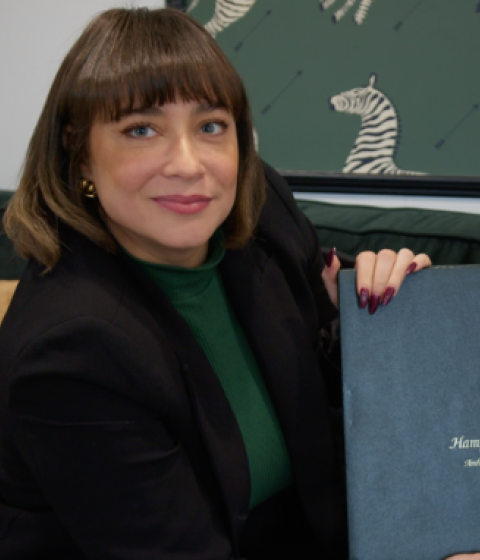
[3,7,265,271]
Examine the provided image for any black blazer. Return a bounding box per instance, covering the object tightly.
[0,163,345,559]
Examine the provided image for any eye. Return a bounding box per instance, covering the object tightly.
[200,121,225,135]
[125,124,156,138]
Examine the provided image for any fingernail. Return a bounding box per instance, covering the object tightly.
[406,262,417,275]
[369,293,381,315]
[325,247,336,268]
[359,288,369,309]
[382,286,395,306]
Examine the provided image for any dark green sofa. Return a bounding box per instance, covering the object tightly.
[0,192,25,280]
[296,199,480,266]
[2,191,480,280]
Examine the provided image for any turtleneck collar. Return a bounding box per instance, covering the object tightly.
[124,229,225,303]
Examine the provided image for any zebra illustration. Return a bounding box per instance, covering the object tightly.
[187,0,257,37]
[330,74,424,175]
[320,0,375,25]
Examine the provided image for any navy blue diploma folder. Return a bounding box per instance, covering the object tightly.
[338,266,480,560]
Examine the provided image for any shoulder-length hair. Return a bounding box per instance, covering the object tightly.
[4,7,265,271]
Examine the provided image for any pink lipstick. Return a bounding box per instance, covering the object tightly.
[154,195,211,215]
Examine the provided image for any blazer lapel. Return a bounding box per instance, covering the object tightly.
[221,243,346,549]
[173,341,251,551]
[118,253,250,551]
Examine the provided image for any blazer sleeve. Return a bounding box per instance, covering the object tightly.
[261,161,343,407]
[8,318,233,560]
[261,160,338,329]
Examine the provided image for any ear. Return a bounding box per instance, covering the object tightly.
[80,159,93,181]
[369,73,377,87]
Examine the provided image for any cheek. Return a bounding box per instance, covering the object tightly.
[94,156,154,194]
[223,172,238,218]
[219,148,239,190]
[222,162,238,210]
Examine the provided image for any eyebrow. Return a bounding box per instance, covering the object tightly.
[118,103,225,120]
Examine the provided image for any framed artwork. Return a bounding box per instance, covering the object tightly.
[176,0,480,196]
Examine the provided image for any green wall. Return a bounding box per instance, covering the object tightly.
[187,0,480,177]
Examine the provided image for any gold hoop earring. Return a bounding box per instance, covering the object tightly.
[81,178,97,199]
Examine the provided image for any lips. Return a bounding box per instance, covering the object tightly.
[153,194,212,215]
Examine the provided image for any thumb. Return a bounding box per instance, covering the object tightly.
[321,249,341,308]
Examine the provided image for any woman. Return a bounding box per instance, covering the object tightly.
[0,7,469,560]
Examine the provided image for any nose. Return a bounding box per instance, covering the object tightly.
[162,134,204,179]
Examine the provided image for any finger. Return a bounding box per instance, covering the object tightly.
[355,251,376,309]
[370,248,399,296]
[406,253,432,274]
[375,248,415,303]
[364,248,398,313]
[321,250,341,308]
[445,555,480,560]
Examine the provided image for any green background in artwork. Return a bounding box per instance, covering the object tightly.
[187,0,480,177]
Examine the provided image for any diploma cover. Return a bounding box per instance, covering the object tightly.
[338,266,480,560]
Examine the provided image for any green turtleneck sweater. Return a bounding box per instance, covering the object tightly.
[129,234,292,509]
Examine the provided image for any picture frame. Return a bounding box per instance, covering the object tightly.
[182,0,480,195]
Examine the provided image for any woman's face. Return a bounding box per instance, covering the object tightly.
[82,100,239,267]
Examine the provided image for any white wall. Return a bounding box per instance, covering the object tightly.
[0,0,165,192]
[294,192,480,215]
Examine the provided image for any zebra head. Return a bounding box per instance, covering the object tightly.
[330,74,382,116]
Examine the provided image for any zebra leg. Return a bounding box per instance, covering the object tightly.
[354,0,374,25]
[333,0,357,23]
[186,0,202,12]
[204,0,257,38]
[319,0,337,10]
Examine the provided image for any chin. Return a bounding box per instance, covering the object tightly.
[172,227,218,249]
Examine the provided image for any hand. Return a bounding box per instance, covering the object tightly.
[445,555,480,559]
[321,247,431,311]
[355,248,431,314]
[321,248,342,307]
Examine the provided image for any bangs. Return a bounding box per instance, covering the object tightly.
[97,59,243,123]
[64,8,245,125]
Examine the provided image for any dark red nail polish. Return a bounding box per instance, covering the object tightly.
[406,262,417,275]
[382,286,395,306]
[325,247,336,268]
[369,294,381,315]
[359,288,369,309]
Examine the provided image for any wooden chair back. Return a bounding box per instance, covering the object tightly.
[0,280,18,325]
